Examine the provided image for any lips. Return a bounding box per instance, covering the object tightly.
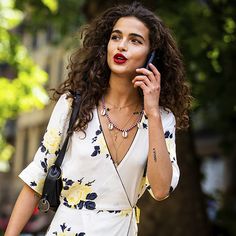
[113,53,127,64]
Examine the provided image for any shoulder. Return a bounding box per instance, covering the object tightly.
[48,93,74,126]
[57,92,73,104]
[53,93,73,111]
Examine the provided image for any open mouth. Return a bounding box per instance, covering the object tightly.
[113,53,127,64]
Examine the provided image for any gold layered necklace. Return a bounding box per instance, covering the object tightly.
[109,103,138,141]
[105,100,139,111]
[100,96,143,138]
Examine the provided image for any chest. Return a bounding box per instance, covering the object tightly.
[97,105,145,166]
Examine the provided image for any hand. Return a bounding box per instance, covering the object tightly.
[132,63,161,117]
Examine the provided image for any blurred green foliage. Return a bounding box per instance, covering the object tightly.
[0,0,85,171]
[156,0,236,149]
[155,1,236,234]
[0,0,51,171]
[14,0,85,44]
[0,0,235,233]
[41,0,58,13]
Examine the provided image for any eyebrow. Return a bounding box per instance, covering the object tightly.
[111,29,145,41]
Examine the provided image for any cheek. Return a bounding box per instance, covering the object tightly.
[135,52,149,67]
[107,43,113,62]
[107,40,115,54]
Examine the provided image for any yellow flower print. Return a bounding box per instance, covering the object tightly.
[34,178,45,195]
[40,156,57,173]
[62,178,97,210]
[56,233,66,236]
[140,176,146,191]
[137,176,146,198]
[119,209,132,217]
[57,233,74,236]
[96,135,107,154]
[43,128,61,154]
[47,156,56,169]
[63,183,92,205]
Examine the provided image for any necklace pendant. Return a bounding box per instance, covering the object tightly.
[101,108,106,116]
[122,130,128,138]
[137,122,141,129]
[108,123,114,130]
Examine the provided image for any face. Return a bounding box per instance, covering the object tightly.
[107,16,150,79]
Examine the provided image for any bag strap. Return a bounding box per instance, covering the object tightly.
[54,92,81,168]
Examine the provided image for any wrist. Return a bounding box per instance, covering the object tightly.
[145,108,161,119]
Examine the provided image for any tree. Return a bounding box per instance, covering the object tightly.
[0,0,50,171]
[83,0,236,235]
[161,0,235,234]
[14,0,85,44]
[2,0,235,234]
[0,0,84,172]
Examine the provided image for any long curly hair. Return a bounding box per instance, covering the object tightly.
[53,2,192,131]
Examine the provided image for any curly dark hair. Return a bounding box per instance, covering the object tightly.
[53,2,192,131]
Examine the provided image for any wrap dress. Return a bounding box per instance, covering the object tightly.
[19,94,180,236]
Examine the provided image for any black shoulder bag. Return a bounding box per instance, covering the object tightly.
[38,92,81,213]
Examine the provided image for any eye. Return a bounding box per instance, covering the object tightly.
[110,34,120,40]
[131,38,142,44]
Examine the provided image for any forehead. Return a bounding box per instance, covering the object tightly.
[112,16,149,38]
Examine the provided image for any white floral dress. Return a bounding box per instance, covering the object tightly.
[19,94,180,236]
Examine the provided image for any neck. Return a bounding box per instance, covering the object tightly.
[105,75,142,107]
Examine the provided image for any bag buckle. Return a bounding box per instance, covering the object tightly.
[38,197,50,213]
[49,164,62,179]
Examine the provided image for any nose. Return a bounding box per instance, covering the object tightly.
[117,39,128,52]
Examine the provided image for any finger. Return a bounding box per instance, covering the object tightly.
[133,81,148,91]
[134,82,154,96]
[136,68,156,82]
[147,64,161,87]
[132,75,152,87]
[134,74,161,93]
[148,63,161,78]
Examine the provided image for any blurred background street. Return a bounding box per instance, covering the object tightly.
[0,0,235,235]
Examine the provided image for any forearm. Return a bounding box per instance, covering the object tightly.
[147,112,172,200]
[5,184,40,236]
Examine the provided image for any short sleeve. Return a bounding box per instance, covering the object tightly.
[18,94,73,195]
[146,109,180,199]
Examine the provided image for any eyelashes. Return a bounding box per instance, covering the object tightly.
[111,35,119,40]
[110,34,143,45]
[131,39,142,44]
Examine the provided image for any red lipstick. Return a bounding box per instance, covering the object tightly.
[113,53,127,64]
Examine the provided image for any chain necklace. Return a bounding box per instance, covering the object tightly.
[110,103,138,141]
[101,96,143,138]
[105,100,139,111]
[108,128,125,166]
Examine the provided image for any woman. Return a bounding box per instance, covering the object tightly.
[5,2,191,236]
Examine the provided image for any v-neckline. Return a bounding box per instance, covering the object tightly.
[96,107,143,169]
